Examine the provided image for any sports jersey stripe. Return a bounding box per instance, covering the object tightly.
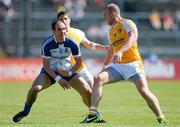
[41,55,51,58]
[73,54,81,57]
[42,36,54,56]
[122,20,131,33]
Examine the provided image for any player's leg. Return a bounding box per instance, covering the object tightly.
[68,75,91,107]
[26,73,52,105]
[78,67,94,89]
[81,67,123,123]
[12,72,53,122]
[132,74,167,123]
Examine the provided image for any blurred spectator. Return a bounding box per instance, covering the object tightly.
[65,0,87,19]
[162,9,176,31]
[0,0,15,21]
[86,21,109,45]
[100,21,109,38]
[149,9,162,30]
[51,0,64,5]
[94,0,105,8]
[146,53,159,63]
[0,0,15,56]
[86,24,100,39]
[52,0,87,19]
[175,9,180,28]
[0,44,6,57]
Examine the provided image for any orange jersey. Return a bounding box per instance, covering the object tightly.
[108,18,142,63]
[68,27,86,71]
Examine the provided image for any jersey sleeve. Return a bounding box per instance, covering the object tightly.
[126,20,138,39]
[41,43,51,58]
[76,29,88,42]
[122,20,131,33]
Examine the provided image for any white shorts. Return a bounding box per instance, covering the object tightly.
[78,66,93,83]
[106,61,145,80]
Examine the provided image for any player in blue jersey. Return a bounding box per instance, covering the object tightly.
[12,21,91,122]
[57,11,109,89]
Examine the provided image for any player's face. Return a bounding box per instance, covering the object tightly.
[58,14,70,28]
[104,9,114,25]
[55,22,67,40]
[104,9,111,25]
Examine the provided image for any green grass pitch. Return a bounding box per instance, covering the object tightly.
[0,80,180,127]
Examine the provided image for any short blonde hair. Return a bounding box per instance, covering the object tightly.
[105,3,120,16]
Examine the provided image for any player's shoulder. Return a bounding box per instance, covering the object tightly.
[42,35,54,47]
[121,18,136,26]
[70,27,85,36]
[65,37,78,46]
[120,18,137,31]
[70,27,84,33]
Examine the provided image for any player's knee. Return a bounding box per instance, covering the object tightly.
[30,85,42,93]
[94,76,104,86]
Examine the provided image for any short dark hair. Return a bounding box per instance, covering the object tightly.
[51,20,57,30]
[57,11,69,20]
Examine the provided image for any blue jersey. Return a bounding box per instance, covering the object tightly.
[41,35,80,70]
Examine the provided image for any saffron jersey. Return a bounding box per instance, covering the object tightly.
[68,27,87,71]
[108,18,142,63]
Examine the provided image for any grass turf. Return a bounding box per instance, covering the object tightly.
[0,80,180,127]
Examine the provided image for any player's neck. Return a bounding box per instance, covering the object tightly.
[111,16,121,26]
[54,35,65,44]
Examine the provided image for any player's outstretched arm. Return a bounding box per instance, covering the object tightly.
[81,39,109,50]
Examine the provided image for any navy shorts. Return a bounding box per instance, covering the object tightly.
[40,68,78,84]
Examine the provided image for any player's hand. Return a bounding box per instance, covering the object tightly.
[112,52,123,63]
[58,78,71,90]
[58,69,69,77]
[105,45,109,50]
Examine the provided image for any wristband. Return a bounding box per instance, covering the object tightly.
[68,70,73,76]
[102,64,108,69]
[55,75,62,82]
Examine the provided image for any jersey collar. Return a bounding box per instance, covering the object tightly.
[53,35,66,44]
[111,18,123,28]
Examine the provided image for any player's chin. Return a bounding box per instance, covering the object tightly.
[108,22,113,25]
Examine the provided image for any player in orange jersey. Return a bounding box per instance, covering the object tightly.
[81,3,167,124]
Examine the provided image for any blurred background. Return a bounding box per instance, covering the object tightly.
[0,0,180,81]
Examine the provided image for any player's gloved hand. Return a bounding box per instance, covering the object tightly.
[57,68,69,77]
[58,78,71,90]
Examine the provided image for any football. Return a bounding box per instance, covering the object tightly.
[56,59,72,71]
